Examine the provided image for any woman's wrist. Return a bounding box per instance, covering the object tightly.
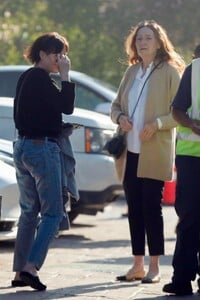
[61,74,70,82]
[156,118,163,129]
[116,113,125,124]
[150,120,159,132]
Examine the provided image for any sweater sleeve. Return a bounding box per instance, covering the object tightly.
[46,76,75,114]
[110,66,133,123]
[59,81,75,114]
[158,65,181,130]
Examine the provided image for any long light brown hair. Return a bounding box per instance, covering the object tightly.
[125,20,185,74]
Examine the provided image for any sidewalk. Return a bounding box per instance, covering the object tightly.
[0,201,199,299]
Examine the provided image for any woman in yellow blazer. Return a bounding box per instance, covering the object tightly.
[111,20,185,284]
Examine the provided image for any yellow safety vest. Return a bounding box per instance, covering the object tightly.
[176,58,200,156]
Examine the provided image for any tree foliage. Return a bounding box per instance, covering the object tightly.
[0,0,199,86]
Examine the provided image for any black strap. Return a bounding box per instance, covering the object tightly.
[130,61,161,119]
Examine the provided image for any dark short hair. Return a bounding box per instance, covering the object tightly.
[193,44,200,59]
[24,32,69,64]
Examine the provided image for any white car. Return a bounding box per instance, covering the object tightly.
[0,96,122,239]
[0,158,19,240]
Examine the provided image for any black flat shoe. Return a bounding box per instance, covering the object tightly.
[116,270,145,282]
[163,282,193,296]
[141,275,161,284]
[11,280,28,287]
[116,275,141,281]
[20,271,46,291]
[116,275,130,281]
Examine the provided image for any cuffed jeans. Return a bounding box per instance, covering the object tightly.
[13,138,63,271]
[123,152,164,256]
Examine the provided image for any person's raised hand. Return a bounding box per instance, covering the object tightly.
[57,54,71,81]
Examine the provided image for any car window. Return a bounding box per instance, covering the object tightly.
[75,85,107,111]
[0,69,112,114]
[0,71,21,97]
[51,73,108,112]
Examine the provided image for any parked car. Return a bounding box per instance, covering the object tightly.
[0,96,123,239]
[0,157,18,240]
[0,65,117,115]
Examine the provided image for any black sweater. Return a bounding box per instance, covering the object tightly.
[14,67,75,137]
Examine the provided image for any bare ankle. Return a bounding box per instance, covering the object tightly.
[133,255,144,270]
[14,272,21,280]
[22,263,37,276]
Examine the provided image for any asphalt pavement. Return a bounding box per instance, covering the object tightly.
[0,199,199,300]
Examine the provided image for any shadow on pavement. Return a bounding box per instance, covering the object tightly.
[51,236,130,249]
[0,280,142,299]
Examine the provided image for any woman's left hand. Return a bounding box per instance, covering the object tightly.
[57,54,71,81]
[140,120,158,141]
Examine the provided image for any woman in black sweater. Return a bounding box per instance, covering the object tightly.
[12,32,75,291]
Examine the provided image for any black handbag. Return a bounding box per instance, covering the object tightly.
[104,62,161,159]
[104,131,126,159]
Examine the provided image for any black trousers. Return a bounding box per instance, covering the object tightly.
[172,155,200,283]
[123,152,164,256]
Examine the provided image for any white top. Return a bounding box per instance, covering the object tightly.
[127,63,153,153]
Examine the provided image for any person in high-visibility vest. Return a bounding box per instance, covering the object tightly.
[163,57,200,296]
[192,44,200,60]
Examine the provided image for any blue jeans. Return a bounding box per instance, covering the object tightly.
[13,138,63,271]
